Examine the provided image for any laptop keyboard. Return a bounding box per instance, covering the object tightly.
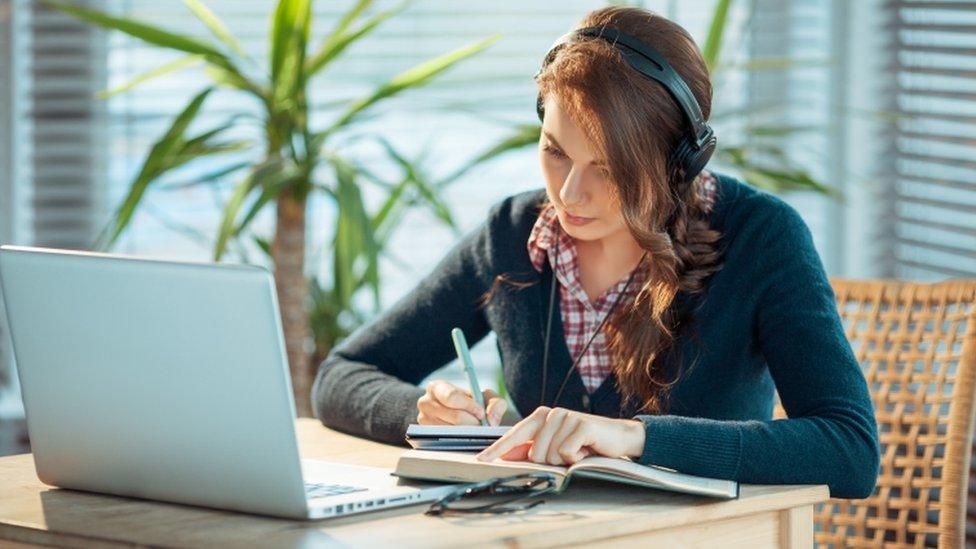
[304,482,368,499]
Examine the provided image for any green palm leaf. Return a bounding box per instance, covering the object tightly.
[332,159,380,308]
[325,34,501,134]
[331,0,374,38]
[213,160,298,261]
[183,0,247,57]
[157,161,251,191]
[376,138,456,230]
[97,54,203,98]
[270,0,311,106]
[440,123,541,187]
[371,175,413,243]
[46,0,259,97]
[234,168,300,240]
[97,88,220,249]
[702,0,732,72]
[214,176,259,262]
[45,0,225,58]
[305,2,408,78]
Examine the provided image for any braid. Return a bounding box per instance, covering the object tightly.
[670,173,724,293]
[608,172,724,414]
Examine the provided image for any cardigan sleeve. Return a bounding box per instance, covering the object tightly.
[311,208,495,445]
[633,201,880,499]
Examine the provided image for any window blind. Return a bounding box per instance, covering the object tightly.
[882,0,976,279]
[23,0,106,249]
[0,0,13,401]
[745,0,843,272]
[1,2,11,233]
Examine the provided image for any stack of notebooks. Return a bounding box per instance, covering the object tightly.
[405,424,511,451]
[400,424,738,499]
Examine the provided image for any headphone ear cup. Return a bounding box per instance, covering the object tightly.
[536,93,545,122]
[670,130,716,182]
[669,137,693,181]
[685,133,716,181]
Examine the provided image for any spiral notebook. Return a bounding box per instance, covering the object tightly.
[393,449,739,499]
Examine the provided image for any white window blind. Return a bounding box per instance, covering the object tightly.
[883,0,976,279]
[745,0,845,273]
[21,0,107,249]
[1,2,11,230]
[0,0,14,407]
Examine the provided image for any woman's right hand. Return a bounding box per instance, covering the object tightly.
[417,380,507,426]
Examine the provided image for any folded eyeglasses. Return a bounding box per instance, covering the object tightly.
[425,472,559,516]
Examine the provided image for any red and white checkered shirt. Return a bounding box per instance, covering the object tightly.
[526,170,718,393]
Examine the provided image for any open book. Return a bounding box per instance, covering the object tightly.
[394,449,739,499]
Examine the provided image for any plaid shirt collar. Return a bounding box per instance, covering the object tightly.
[526,204,648,312]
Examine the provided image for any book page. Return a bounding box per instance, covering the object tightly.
[395,450,570,486]
[567,456,738,498]
[567,456,675,480]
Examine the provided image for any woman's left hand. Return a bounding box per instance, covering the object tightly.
[476,406,646,465]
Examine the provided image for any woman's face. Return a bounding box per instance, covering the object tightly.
[539,94,628,243]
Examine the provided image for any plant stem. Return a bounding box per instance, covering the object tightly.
[273,186,312,416]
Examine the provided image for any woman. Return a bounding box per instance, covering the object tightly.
[312,6,880,498]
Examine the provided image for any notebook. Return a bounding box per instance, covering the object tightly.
[393,449,739,499]
[405,424,511,451]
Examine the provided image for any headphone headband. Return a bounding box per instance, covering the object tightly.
[537,25,716,182]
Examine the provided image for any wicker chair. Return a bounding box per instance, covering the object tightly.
[775,278,976,548]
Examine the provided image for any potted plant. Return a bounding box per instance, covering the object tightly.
[48,0,499,415]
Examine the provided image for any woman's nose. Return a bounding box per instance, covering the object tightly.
[560,167,588,207]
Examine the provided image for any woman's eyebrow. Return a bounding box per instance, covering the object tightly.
[542,130,563,150]
[542,130,606,166]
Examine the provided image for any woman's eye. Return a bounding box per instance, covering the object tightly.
[543,145,566,159]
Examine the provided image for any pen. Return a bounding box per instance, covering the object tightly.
[450,327,489,426]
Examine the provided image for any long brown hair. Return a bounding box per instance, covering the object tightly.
[482,6,725,414]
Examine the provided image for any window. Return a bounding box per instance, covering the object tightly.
[881,0,976,279]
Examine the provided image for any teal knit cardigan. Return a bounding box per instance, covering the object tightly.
[312,172,881,499]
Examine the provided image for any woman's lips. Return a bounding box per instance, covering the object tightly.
[564,211,596,226]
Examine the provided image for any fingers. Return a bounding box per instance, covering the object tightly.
[529,408,570,463]
[415,412,451,425]
[433,407,483,425]
[431,381,485,421]
[501,442,532,461]
[476,406,548,461]
[546,414,581,465]
[476,406,594,465]
[419,400,482,425]
[415,382,509,426]
[484,390,507,426]
[556,422,593,464]
[416,380,484,426]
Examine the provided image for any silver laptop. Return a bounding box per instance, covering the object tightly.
[0,245,454,520]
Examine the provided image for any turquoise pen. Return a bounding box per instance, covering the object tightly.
[450,327,489,426]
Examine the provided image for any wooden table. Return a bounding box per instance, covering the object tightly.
[0,418,828,548]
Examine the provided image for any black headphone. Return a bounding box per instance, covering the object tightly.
[535,26,716,183]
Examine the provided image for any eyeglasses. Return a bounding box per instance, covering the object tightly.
[425,472,558,516]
